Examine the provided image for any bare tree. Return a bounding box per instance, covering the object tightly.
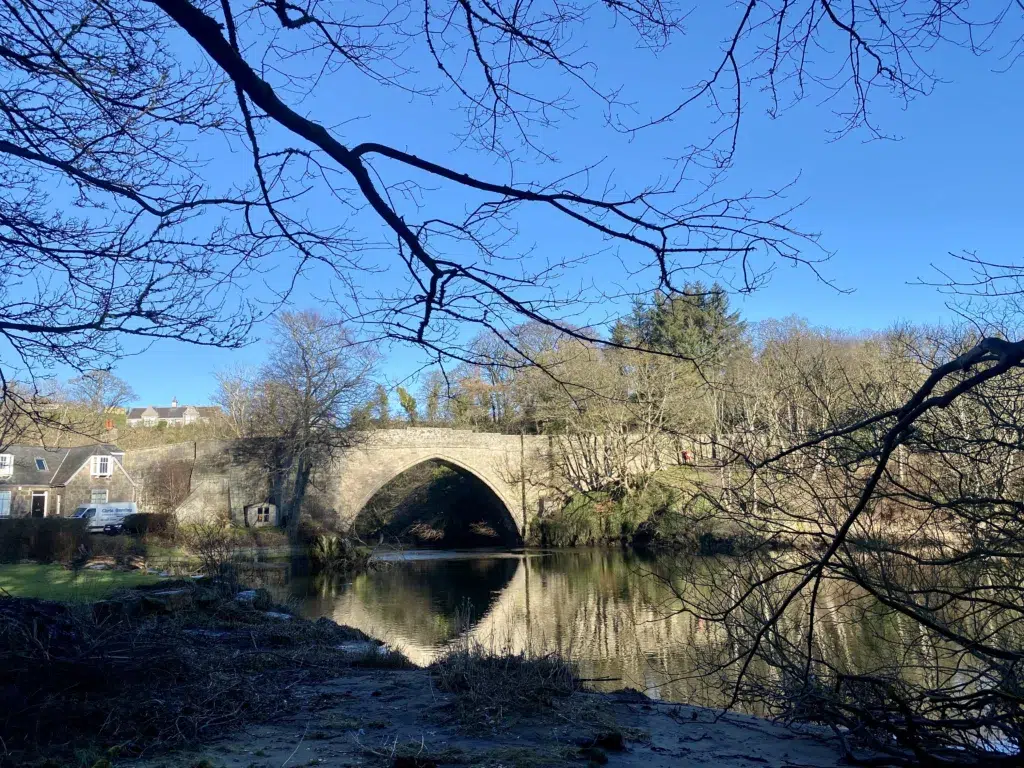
[214,366,260,439]
[141,459,194,515]
[245,312,376,537]
[68,371,137,413]
[3,0,1017,443]
[650,323,1024,765]
[0,0,269,444]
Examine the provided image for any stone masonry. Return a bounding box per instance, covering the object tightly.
[325,429,551,534]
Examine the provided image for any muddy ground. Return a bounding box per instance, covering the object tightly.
[130,667,853,768]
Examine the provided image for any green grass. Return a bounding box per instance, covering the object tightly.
[0,563,161,601]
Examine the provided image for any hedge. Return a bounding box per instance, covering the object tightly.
[121,513,173,537]
[0,518,88,564]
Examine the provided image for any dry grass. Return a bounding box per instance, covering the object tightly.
[431,636,580,728]
[0,578,408,767]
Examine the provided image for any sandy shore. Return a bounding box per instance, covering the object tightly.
[130,667,853,768]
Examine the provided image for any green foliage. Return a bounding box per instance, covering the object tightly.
[533,492,610,547]
[397,386,417,423]
[612,282,745,363]
[0,518,88,564]
[534,481,760,553]
[534,485,679,547]
[372,384,390,426]
[114,420,231,449]
[423,376,442,424]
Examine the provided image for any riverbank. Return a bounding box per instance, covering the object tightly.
[2,576,859,768]
[131,667,855,768]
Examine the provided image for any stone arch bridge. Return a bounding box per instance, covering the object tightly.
[323,428,553,535]
[134,429,555,535]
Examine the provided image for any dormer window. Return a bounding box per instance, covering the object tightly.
[0,454,12,477]
[35,458,47,471]
[90,455,112,477]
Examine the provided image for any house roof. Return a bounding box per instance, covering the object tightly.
[127,405,220,419]
[51,444,124,486]
[0,444,124,487]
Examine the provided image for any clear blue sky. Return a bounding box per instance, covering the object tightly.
[110,10,1024,407]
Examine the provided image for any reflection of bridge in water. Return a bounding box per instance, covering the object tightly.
[297,549,916,707]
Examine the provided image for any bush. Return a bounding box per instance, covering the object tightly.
[532,492,611,547]
[308,533,372,574]
[0,518,88,564]
[533,484,681,548]
[178,523,240,578]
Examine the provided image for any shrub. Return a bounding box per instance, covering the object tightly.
[533,484,681,548]
[178,523,239,578]
[533,492,610,547]
[0,518,88,564]
[308,533,372,574]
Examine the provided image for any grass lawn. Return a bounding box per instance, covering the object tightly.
[0,563,161,601]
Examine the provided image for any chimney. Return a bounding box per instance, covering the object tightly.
[171,396,178,408]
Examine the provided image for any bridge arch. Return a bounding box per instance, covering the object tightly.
[323,428,551,538]
[349,453,521,532]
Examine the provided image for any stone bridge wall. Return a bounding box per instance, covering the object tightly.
[123,429,704,533]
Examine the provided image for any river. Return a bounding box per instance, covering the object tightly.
[282,547,897,712]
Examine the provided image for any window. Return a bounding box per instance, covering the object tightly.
[254,505,272,524]
[0,454,12,477]
[35,458,47,471]
[90,489,109,504]
[0,491,10,518]
[90,455,111,477]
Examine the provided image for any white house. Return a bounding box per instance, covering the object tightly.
[126,398,220,427]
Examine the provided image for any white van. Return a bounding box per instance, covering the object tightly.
[71,502,139,533]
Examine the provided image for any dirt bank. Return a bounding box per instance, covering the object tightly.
[129,666,853,768]
[2,578,856,768]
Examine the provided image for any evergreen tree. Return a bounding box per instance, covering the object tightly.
[613,282,745,366]
[397,386,418,423]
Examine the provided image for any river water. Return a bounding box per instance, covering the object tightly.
[285,547,889,710]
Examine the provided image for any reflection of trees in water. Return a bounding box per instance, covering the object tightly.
[354,460,521,547]
[497,551,933,709]
[295,549,930,710]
